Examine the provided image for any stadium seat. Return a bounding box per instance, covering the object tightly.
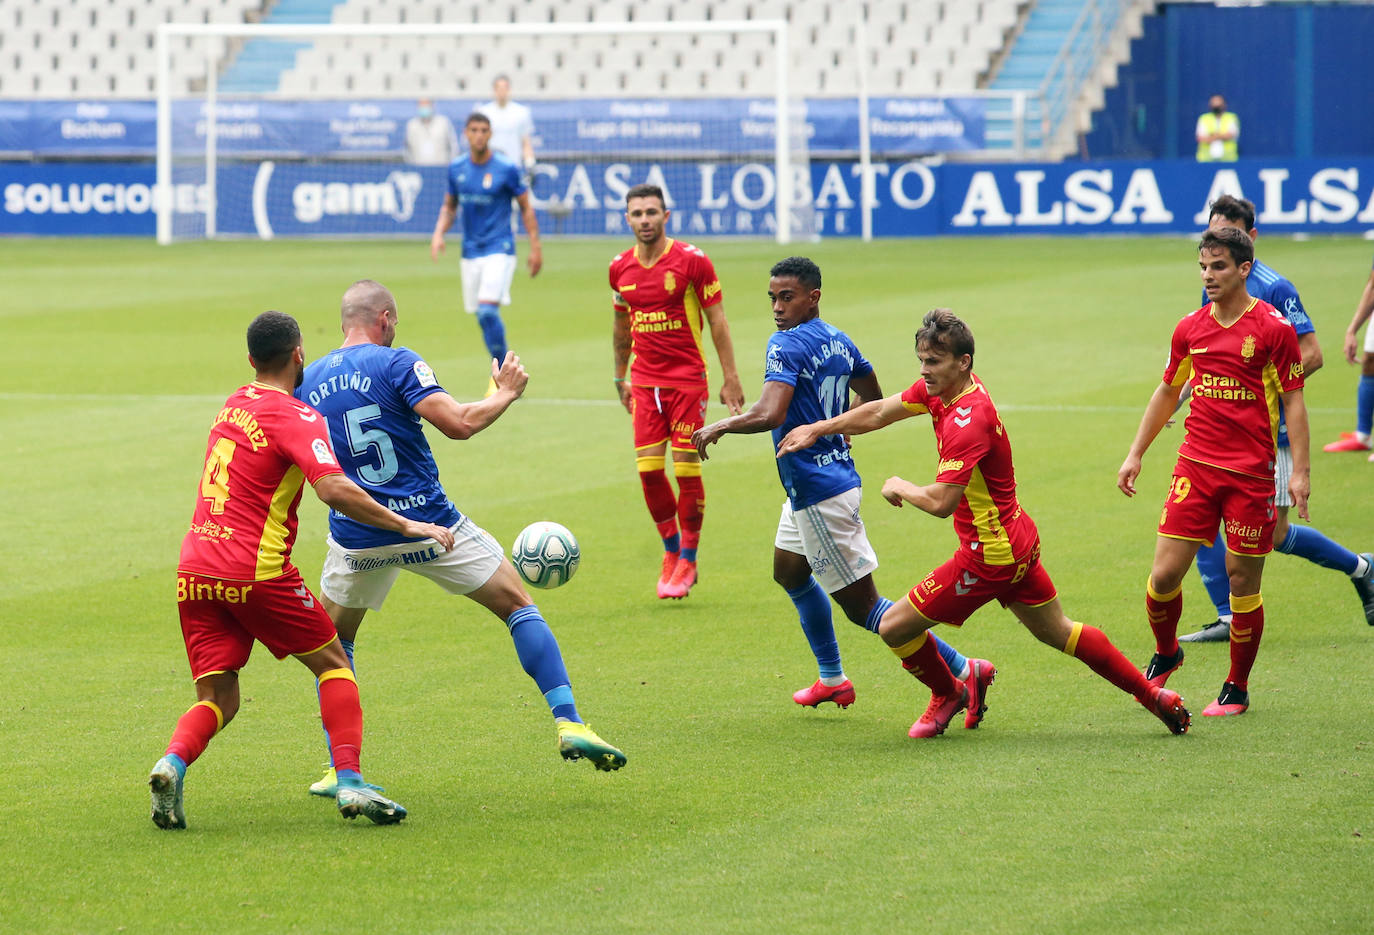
[8,0,1016,99]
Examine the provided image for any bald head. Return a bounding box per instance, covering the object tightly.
[340,279,398,347]
[342,279,395,323]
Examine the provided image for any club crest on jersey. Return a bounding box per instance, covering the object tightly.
[311,438,336,465]
[663,271,676,294]
[413,360,437,388]
[1241,335,1255,361]
[482,173,493,189]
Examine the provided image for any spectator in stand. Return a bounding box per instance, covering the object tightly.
[403,98,459,166]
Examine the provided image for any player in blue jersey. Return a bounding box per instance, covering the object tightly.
[1179,196,1374,642]
[297,279,625,792]
[691,257,995,736]
[430,112,542,386]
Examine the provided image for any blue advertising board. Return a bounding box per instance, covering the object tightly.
[7,157,1374,238]
[1,97,986,159]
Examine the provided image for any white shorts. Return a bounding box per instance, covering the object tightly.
[320,516,504,611]
[460,253,517,313]
[773,487,878,594]
[1364,319,1374,354]
[1273,445,1293,508]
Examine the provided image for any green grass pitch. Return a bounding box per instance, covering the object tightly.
[3,234,1372,934]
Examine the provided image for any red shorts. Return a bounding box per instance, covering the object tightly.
[1157,458,1276,555]
[176,565,336,681]
[906,542,1058,627]
[631,383,708,452]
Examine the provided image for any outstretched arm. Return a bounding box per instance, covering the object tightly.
[313,474,455,549]
[776,392,913,455]
[413,353,528,440]
[691,381,793,459]
[703,303,745,415]
[1118,380,1185,497]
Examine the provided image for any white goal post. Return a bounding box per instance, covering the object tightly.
[156,20,807,245]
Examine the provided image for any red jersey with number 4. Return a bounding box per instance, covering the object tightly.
[609,238,723,388]
[900,376,1039,567]
[178,382,343,581]
[1164,298,1304,480]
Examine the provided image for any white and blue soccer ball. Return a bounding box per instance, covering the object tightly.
[511,521,580,589]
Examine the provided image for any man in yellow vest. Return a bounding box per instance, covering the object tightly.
[1196,94,1239,162]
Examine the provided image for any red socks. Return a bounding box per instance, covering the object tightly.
[675,472,704,550]
[1226,595,1264,690]
[638,464,678,535]
[890,632,960,696]
[1065,622,1151,700]
[318,669,363,775]
[165,700,222,766]
[1145,579,1183,656]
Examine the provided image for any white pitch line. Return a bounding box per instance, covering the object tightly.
[0,392,1348,415]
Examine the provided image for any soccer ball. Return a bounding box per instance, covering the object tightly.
[511,521,580,589]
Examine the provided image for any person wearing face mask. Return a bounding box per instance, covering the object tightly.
[1196,94,1239,162]
[403,98,459,166]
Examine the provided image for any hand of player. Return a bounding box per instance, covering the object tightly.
[881,476,912,507]
[776,424,820,456]
[527,243,542,277]
[1289,473,1311,522]
[430,232,445,261]
[1117,455,1142,497]
[720,376,745,416]
[616,379,633,413]
[493,352,529,398]
[1344,330,1359,365]
[691,423,725,460]
[405,521,456,551]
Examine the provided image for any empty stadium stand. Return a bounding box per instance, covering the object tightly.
[0,0,1025,99]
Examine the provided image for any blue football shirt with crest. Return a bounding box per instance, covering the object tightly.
[765,318,874,509]
[446,152,526,258]
[298,344,461,548]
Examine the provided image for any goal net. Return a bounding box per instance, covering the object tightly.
[156,20,813,244]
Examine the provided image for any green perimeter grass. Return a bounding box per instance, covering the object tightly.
[3,236,1373,934]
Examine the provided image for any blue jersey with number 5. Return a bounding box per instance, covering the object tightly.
[765,318,873,509]
[298,344,461,547]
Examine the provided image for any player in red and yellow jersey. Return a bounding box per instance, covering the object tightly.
[610,183,745,599]
[1119,227,1309,717]
[149,311,455,830]
[780,309,1190,738]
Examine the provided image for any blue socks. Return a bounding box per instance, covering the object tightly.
[681,546,697,563]
[663,533,681,554]
[476,303,507,361]
[863,595,968,676]
[1195,536,1233,618]
[863,596,968,677]
[787,578,842,679]
[862,597,893,633]
[1277,523,1359,574]
[1358,375,1374,436]
[507,605,580,722]
[932,633,969,681]
[1202,524,1361,613]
